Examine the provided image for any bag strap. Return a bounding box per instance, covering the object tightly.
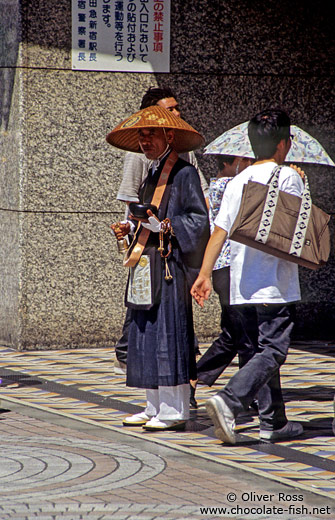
[255,165,312,258]
[123,150,178,267]
[289,175,312,257]
[255,165,282,244]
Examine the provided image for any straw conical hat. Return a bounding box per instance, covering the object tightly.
[106,106,204,154]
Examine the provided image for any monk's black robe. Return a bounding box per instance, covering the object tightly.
[126,152,209,389]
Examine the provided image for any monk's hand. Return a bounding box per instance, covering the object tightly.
[111,221,131,240]
[190,274,212,308]
[141,209,161,233]
[289,164,305,180]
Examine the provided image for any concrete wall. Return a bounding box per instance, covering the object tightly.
[0,0,334,349]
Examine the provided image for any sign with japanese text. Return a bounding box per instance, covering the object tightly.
[72,0,170,72]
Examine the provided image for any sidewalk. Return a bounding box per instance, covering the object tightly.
[0,341,334,519]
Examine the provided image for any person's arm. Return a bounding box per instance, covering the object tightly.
[187,151,209,206]
[116,152,150,203]
[169,165,209,265]
[190,225,228,307]
[196,166,209,201]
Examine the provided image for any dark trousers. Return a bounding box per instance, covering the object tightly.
[115,308,131,364]
[196,268,256,385]
[217,303,295,431]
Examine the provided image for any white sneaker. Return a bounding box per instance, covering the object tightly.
[259,421,303,441]
[206,395,236,444]
[123,411,151,426]
[143,417,186,431]
[114,360,127,375]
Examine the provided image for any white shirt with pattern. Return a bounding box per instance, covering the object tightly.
[209,177,232,271]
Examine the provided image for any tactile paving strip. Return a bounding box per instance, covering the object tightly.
[0,342,334,499]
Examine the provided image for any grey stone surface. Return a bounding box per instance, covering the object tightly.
[171,0,334,76]
[0,436,165,499]
[19,212,127,349]
[0,0,334,348]
[0,65,23,348]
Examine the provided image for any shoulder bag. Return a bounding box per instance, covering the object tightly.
[229,166,331,270]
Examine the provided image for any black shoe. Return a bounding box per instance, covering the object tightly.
[259,421,303,441]
[249,399,259,413]
[190,384,198,408]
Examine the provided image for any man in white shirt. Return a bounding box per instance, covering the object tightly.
[191,109,304,444]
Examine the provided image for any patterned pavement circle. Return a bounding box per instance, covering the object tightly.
[0,342,335,504]
[0,436,165,503]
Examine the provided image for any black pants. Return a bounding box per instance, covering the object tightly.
[196,267,257,385]
[115,308,131,364]
[217,303,295,430]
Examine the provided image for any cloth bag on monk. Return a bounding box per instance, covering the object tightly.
[229,166,331,270]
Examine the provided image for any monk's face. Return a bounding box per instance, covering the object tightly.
[138,128,173,160]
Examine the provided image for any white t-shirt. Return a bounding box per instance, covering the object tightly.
[215,162,305,305]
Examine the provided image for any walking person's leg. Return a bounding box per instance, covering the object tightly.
[114,307,131,373]
[196,268,255,386]
[206,304,302,443]
[256,304,302,440]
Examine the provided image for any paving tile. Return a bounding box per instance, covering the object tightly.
[0,342,335,513]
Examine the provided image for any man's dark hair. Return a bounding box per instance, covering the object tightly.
[217,155,235,171]
[140,86,176,109]
[248,109,291,159]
